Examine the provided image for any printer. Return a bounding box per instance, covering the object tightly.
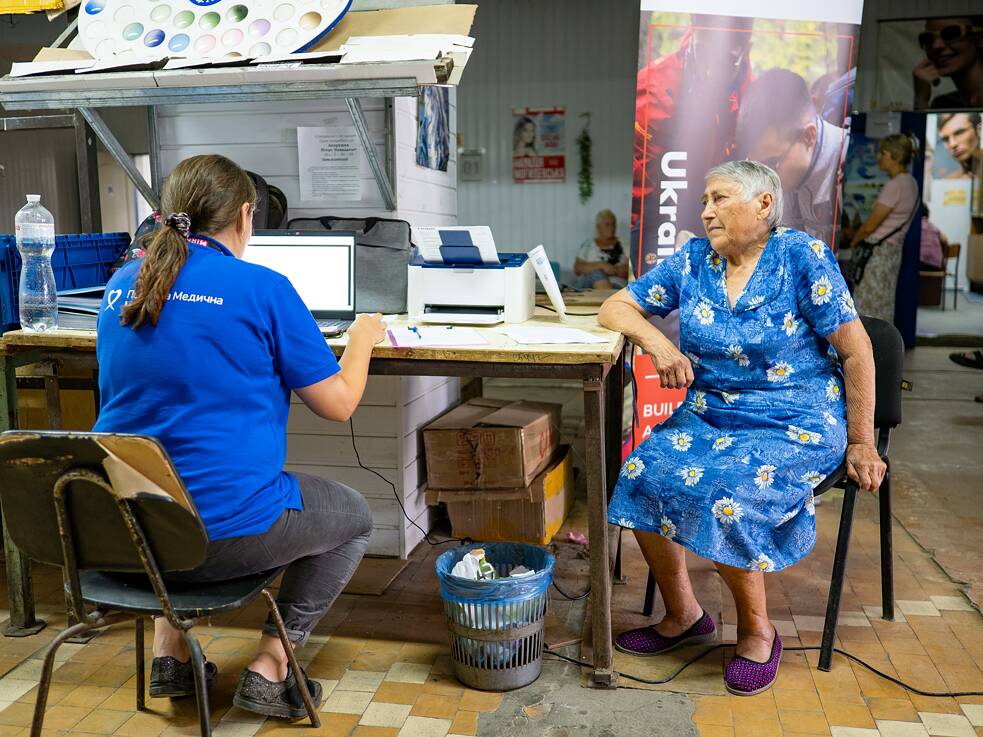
[407,226,535,324]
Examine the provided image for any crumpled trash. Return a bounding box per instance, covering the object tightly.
[565,532,588,545]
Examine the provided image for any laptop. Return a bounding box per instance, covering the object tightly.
[245,230,357,337]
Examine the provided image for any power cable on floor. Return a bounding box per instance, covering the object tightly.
[544,645,983,697]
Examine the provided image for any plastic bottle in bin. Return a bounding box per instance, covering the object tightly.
[15,195,58,332]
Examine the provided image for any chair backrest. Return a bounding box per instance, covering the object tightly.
[860,316,904,430]
[945,242,960,260]
[0,431,208,574]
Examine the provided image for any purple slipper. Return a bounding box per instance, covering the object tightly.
[724,630,782,696]
[615,610,716,656]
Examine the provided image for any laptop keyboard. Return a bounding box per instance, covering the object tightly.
[316,319,353,335]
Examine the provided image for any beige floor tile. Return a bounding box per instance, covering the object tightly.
[867,698,920,722]
[457,690,502,714]
[448,710,478,736]
[373,683,423,706]
[774,620,799,637]
[212,721,264,737]
[352,727,400,737]
[778,709,829,734]
[864,606,907,623]
[691,695,733,726]
[695,726,734,737]
[385,663,431,685]
[0,680,37,703]
[410,693,459,720]
[919,711,977,737]
[113,710,171,737]
[962,705,983,727]
[823,702,876,729]
[794,615,828,632]
[396,716,452,737]
[930,597,974,613]
[828,728,879,737]
[876,721,930,737]
[338,670,386,693]
[774,688,823,712]
[360,703,412,729]
[322,689,373,716]
[73,709,133,735]
[60,684,116,709]
[898,601,942,618]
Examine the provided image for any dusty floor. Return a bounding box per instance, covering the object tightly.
[0,347,980,737]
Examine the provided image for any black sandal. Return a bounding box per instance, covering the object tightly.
[232,667,323,720]
[949,350,983,370]
[149,656,218,698]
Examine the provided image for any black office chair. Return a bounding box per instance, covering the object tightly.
[0,431,321,737]
[638,315,906,672]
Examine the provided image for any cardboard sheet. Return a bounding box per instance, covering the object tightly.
[312,4,477,52]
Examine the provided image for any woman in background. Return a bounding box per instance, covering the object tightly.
[849,133,920,323]
[572,209,630,289]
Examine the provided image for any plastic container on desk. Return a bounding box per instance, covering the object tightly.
[0,232,130,333]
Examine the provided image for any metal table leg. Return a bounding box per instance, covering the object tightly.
[584,373,616,688]
[0,353,46,636]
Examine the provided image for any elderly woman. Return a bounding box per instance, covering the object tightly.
[599,160,886,696]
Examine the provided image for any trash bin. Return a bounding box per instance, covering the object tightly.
[436,542,555,691]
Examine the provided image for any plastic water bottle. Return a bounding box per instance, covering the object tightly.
[15,195,58,332]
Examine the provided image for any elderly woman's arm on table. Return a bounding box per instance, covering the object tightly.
[826,319,887,491]
[599,290,694,390]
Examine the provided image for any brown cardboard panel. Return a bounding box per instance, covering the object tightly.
[426,447,573,546]
[312,4,478,52]
[423,398,561,490]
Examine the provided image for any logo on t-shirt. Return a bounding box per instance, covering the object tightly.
[104,289,123,311]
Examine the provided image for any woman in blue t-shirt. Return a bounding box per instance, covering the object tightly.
[94,154,386,718]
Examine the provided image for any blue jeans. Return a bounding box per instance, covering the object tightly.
[167,473,372,645]
[570,269,625,290]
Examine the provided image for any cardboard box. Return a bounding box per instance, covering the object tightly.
[426,446,573,545]
[423,398,561,490]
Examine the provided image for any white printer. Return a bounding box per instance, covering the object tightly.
[407,226,535,324]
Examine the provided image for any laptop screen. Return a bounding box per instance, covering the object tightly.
[244,232,356,317]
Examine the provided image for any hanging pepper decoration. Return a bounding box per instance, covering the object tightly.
[577,112,593,204]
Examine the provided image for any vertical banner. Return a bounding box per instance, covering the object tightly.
[629,0,863,444]
[512,107,566,183]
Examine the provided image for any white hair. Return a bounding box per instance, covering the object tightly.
[705,160,784,230]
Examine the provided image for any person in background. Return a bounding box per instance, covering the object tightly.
[850,133,921,323]
[737,69,848,249]
[572,209,629,289]
[938,112,982,179]
[94,154,386,719]
[919,203,949,271]
[912,16,983,109]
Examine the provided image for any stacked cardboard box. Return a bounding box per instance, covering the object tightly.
[423,398,571,544]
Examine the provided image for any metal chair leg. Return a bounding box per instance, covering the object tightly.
[642,571,656,617]
[819,482,858,672]
[135,617,146,711]
[31,620,94,737]
[878,463,895,621]
[182,631,212,737]
[261,589,320,728]
[613,528,625,584]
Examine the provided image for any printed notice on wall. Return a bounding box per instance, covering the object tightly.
[297,126,363,202]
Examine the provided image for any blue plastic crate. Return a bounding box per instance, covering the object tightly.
[0,232,130,333]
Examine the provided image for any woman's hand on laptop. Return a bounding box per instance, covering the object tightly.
[349,313,387,345]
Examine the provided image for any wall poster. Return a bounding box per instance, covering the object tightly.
[512,106,566,183]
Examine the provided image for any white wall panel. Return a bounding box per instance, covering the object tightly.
[457,0,639,276]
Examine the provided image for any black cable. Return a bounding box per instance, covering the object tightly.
[539,304,599,316]
[551,580,591,600]
[348,418,469,548]
[545,645,983,696]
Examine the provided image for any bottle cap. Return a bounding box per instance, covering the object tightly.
[26,194,40,202]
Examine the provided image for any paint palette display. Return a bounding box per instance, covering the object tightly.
[79,0,352,60]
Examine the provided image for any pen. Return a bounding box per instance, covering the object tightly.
[409,326,422,339]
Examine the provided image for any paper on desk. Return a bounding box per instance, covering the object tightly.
[529,244,567,322]
[340,34,473,64]
[501,327,607,345]
[388,326,488,347]
[413,225,499,264]
[11,59,95,77]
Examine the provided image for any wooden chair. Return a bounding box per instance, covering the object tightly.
[943,242,961,311]
[0,431,320,737]
[638,316,906,672]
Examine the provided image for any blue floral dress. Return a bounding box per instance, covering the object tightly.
[608,228,859,572]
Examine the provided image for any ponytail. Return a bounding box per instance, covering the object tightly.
[120,225,189,329]
[118,154,256,330]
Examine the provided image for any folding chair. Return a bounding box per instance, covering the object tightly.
[638,316,906,672]
[0,431,320,737]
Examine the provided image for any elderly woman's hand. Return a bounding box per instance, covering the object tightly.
[845,443,887,492]
[648,341,694,390]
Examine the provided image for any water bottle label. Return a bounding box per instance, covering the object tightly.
[15,223,55,240]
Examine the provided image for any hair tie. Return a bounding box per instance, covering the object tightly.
[164,212,191,238]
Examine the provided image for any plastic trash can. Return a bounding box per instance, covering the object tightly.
[436,542,555,691]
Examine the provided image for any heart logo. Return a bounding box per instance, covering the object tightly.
[105,289,123,311]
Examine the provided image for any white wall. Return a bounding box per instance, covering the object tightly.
[157,94,457,227]
[457,0,638,277]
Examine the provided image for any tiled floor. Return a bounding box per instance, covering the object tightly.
[0,349,980,736]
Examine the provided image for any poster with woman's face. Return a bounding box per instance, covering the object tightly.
[512,107,566,183]
[874,16,983,111]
